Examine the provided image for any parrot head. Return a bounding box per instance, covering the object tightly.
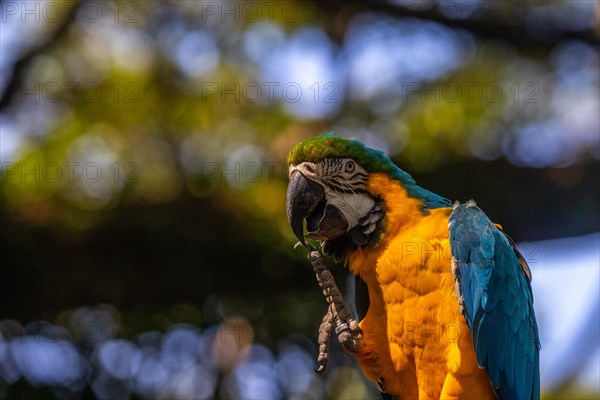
[287,134,386,248]
[286,133,451,255]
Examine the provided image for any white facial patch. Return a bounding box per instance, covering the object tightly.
[289,159,375,234]
[324,189,374,232]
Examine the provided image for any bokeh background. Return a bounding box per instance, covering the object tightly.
[1,0,599,399]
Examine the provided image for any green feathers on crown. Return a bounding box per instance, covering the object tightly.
[288,132,409,181]
[288,133,451,209]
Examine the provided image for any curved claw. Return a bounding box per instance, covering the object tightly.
[294,240,317,253]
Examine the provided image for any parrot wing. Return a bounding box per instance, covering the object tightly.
[449,202,540,400]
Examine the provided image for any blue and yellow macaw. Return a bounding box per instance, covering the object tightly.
[286,134,540,399]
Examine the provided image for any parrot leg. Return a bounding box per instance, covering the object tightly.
[315,304,334,373]
[302,242,364,373]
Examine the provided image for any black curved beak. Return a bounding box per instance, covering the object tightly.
[286,171,325,245]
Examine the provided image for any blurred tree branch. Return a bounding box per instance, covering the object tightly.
[323,0,599,49]
[1,0,597,113]
[0,0,83,112]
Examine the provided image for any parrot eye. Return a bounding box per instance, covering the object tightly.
[345,160,356,173]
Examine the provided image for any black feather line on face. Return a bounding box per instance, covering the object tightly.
[351,172,368,179]
[322,181,368,195]
[321,159,369,195]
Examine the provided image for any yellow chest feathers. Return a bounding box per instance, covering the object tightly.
[345,174,493,399]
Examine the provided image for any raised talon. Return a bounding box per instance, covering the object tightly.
[299,243,364,371]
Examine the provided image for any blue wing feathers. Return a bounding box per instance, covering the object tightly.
[504,334,517,395]
[449,203,540,400]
